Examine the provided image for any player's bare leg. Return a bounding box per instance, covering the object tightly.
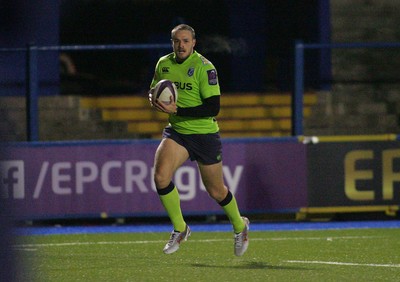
[154,138,191,254]
[198,161,249,256]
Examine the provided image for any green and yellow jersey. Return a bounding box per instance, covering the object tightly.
[150,51,220,134]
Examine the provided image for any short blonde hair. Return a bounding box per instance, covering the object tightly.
[171,24,196,39]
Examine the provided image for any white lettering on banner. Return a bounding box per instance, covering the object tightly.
[0,160,244,200]
[0,160,25,199]
[150,167,157,192]
[125,160,149,193]
[101,161,122,194]
[150,165,244,200]
[175,166,196,200]
[76,161,99,194]
[199,175,206,191]
[33,161,49,199]
[223,165,243,195]
[52,162,72,195]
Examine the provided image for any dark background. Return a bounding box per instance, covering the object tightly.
[307,142,400,206]
[0,0,331,95]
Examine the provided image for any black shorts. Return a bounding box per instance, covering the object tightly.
[162,126,222,165]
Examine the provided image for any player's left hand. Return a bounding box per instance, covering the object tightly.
[153,96,177,115]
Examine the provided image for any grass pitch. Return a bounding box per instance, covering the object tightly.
[16,227,400,281]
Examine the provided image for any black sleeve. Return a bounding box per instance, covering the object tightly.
[176,95,220,117]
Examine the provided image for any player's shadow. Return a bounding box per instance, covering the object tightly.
[191,261,309,271]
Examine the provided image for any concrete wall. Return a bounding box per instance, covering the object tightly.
[304,0,400,135]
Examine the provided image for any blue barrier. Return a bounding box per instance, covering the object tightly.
[293,41,400,136]
[26,45,39,141]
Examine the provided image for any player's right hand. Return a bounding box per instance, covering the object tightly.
[148,88,164,112]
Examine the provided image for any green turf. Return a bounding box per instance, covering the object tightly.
[16,228,400,281]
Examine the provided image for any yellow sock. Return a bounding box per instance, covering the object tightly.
[158,186,186,232]
[220,191,245,233]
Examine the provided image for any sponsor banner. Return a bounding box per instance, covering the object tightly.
[0,140,307,219]
[307,141,400,206]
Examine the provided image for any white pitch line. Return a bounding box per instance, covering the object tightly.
[254,235,380,241]
[15,240,165,248]
[285,260,400,268]
[13,247,37,252]
[14,235,381,249]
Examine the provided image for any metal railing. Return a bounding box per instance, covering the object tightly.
[293,41,400,135]
[3,41,400,140]
[1,43,171,141]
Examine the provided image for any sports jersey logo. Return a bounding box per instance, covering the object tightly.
[187,67,194,77]
[174,82,193,90]
[207,69,218,85]
[162,67,170,73]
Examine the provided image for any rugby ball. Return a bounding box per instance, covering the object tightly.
[153,79,178,105]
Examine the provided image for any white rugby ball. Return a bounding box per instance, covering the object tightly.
[153,79,178,105]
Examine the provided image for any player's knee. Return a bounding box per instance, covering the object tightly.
[207,186,227,202]
[153,170,171,189]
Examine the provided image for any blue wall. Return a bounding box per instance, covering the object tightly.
[0,1,60,96]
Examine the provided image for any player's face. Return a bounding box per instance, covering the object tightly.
[172,30,196,63]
